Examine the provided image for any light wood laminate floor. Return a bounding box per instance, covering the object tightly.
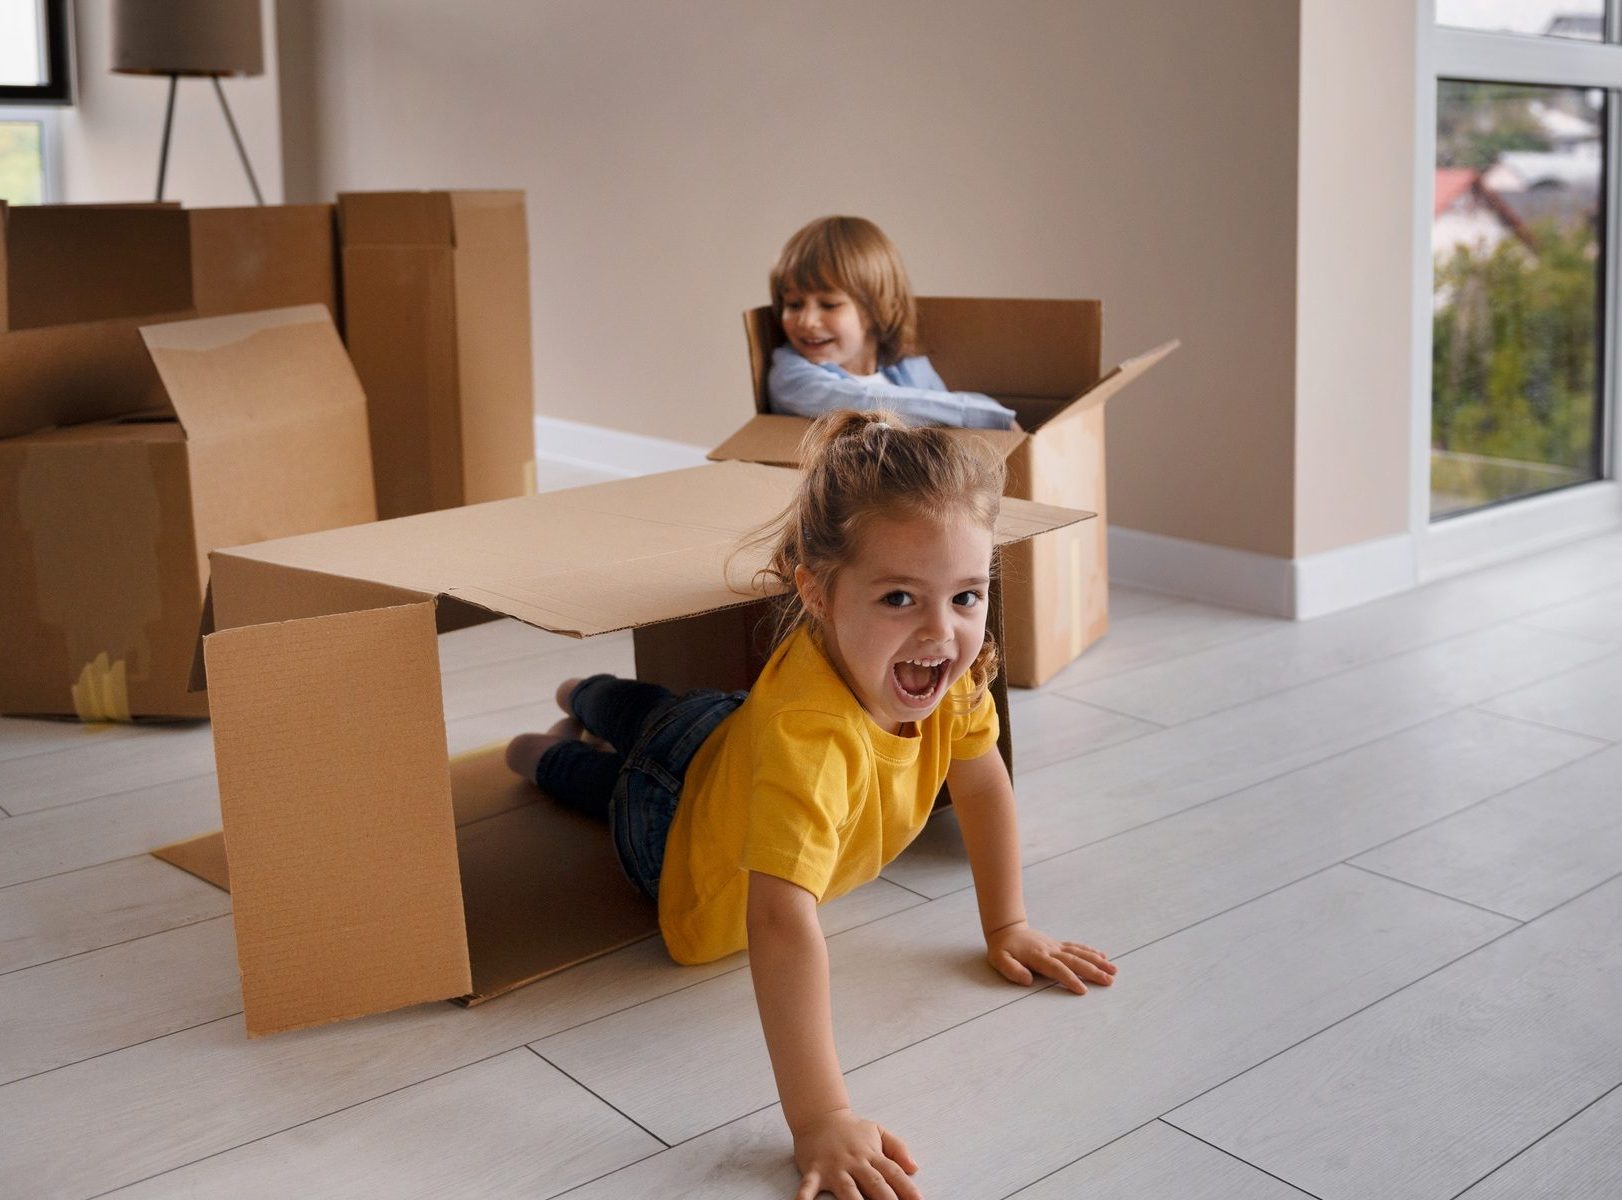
[3,474,1620,1199]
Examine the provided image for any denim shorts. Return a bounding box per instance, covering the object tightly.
[608,687,746,900]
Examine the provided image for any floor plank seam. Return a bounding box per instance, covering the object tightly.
[924,707,1474,902]
[1071,611,1619,731]
[79,1043,532,1200]
[1441,1077,1622,1200]
[1057,609,1289,687]
[1340,861,1523,924]
[1159,1120,1327,1200]
[0,766,218,824]
[2,1006,242,1090]
[527,891,933,1045]
[526,1045,671,1149]
[1467,702,1620,745]
[1509,618,1618,647]
[1343,736,1614,865]
[1471,646,1622,709]
[0,909,233,981]
[0,846,221,896]
[1152,867,1622,1128]
[1037,691,1171,730]
[989,1116,1162,1199]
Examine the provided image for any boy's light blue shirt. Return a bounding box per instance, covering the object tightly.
[767,346,1018,430]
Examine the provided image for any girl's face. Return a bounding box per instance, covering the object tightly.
[797,509,994,735]
[780,287,879,376]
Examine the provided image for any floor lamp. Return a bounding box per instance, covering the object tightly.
[111,0,266,204]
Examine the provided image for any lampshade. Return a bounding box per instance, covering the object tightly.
[112,0,264,78]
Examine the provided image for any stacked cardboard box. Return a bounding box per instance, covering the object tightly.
[153,462,1090,1035]
[337,191,537,519]
[0,307,377,719]
[713,299,1177,688]
[0,195,538,718]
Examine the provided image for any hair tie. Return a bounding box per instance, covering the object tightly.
[871,420,891,431]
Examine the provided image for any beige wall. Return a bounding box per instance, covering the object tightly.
[277,0,1310,557]
[1293,0,1416,557]
[61,0,284,207]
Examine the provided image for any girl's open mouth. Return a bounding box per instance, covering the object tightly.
[892,656,948,708]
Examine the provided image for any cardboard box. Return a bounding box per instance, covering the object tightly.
[188,204,338,321]
[0,306,377,719]
[713,299,1178,687]
[0,202,192,331]
[156,461,1089,1036]
[337,190,536,520]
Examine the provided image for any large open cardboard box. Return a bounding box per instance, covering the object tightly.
[337,190,536,519]
[713,299,1177,687]
[157,462,1089,1036]
[0,306,376,719]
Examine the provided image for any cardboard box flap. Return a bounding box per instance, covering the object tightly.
[338,192,527,249]
[140,305,367,441]
[709,414,1027,469]
[207,462,1092,641]
[743,306,781,415]
[448,191,528,248]
[337,192,454,247]
[205,601,471,1037]
[0,313,187,440]
[141,306,378,585]
[1040,339,1180,432]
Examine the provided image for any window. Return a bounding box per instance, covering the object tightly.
[0,0,70,104]
[1427,5,1620,521]
[1437,1,1605,42]
[1,0,68,205]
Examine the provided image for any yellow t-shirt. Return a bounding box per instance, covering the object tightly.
[658,623,1000,964]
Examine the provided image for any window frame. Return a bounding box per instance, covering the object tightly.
[0,107,62,202]
[1411,1,1622,579]
[0,0,72,106]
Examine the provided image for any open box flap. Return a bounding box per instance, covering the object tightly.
[0,312,189,441]
[140,305,370,441]
[339,191,526,249]
[141,307,377,583]
[204,462,1093,641]
[205,601,471,1037]
[1038,339,1181,435]
[709,414,1027,469]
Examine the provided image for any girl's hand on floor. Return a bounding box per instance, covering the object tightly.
[792,1108,921,1200]
[986,923,1117,995]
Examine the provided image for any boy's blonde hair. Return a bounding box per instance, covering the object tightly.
[769,216,918,369]
[751,409,1005,703]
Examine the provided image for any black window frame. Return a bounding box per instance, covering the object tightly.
[0,0,72,106]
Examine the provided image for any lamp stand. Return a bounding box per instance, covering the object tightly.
[153,73,265,205]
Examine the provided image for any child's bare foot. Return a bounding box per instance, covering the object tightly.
[556,677,584,714]
[505,716,585,781]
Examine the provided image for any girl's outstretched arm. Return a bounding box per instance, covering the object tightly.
[945,748,1118,994]
[747,870,922,1200]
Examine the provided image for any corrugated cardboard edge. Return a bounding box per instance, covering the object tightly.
[205,602,471,1038]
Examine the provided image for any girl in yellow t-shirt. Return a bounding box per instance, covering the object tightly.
[506,410,1115,1200]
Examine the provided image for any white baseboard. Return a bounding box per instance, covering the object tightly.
[534,415,709,478]
[1109,527,1297,617]
[1109,526,1420,620]
[1417,479,1622,582]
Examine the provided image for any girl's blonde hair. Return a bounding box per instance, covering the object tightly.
[769,216,918,368]
[751,409,1006,703]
